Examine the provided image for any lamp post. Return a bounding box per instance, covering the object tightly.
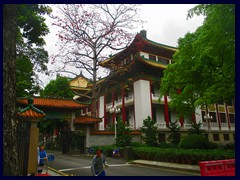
[109,106,121,139]
[204,113,213,139]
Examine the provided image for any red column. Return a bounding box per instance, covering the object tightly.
[164,95,170,126]
[191,112,196,123]
[179,116,184,127]
[122,86,126,124]
[215,104,222,129]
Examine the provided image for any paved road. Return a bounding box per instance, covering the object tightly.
[47,151,199,176]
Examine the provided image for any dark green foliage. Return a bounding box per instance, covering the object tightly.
[16,4,51,97]
[40,76,74,98]
[207,142,218,149]
[131,142,147,147]
[158,142,178,148]
[188,121,203,135]
[141,116,158,146]
[133,147,235,165]
[116,119,132,147]
[178,134,209,149]
[17,4,51,46]
[167,121,181,145]
[71,131,85,149]
[160,4,235,116]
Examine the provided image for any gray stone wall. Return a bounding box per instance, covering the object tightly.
[88,134,141,147]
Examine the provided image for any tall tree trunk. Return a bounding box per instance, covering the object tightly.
[91,51,97,118]
[3,4,20,176]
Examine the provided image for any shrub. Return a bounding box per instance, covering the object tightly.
[116,119,132,147]
[207,142,218,149]
[167,121,181,145]
[178,134,209,149]
[141,116,158,147]
[131,142,147,147]
[158,142,178,148]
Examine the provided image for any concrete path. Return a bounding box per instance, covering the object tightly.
[131,160,200,174]
[43,159,200,176]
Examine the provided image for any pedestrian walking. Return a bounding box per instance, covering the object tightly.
[91,149,109,176]
[37,145,48,174]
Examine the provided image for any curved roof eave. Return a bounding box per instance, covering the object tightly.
[136,55,167,69]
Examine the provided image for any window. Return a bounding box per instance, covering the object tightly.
[209,112,217,122]
[149,54,157,61]
[220,113,227,123]
[223,134,230,141]
[158,57,169,65]
[152,107,157,121]
[213,134,220,141]
[229,114,235,123]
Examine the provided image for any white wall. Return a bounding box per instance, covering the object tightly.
[134,79,152,129]
[71,112,76,131]
[156,105,165,124]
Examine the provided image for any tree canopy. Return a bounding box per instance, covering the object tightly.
[40,76,74,98]
[160,4,235,117]
[16,4,51,97]
[51,4,143,117]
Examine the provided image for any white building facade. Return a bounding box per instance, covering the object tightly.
[78,30,235,145]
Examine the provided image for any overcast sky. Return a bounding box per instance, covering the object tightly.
[39,4,205,87]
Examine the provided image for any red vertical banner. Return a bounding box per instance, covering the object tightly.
[122,86,126,124]
[164,95,169,126]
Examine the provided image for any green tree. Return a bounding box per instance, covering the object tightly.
[167,121,181,145]
[40,76,74,98]
[141,116,158,146]
[116,119,132,147]
[160,4,235,117]
[4,4,51,175]
[16,4,51,97]
[188,121,203,135]
[52,4,143,117]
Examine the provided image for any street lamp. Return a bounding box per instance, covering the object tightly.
[204,113,213,137]
[109,106,121,139]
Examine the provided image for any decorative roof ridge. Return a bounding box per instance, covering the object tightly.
[17,96,90,106]
[143,37,177,50]
[18,96,78,102]
[69,72,91,82]
[19,104,46,115]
